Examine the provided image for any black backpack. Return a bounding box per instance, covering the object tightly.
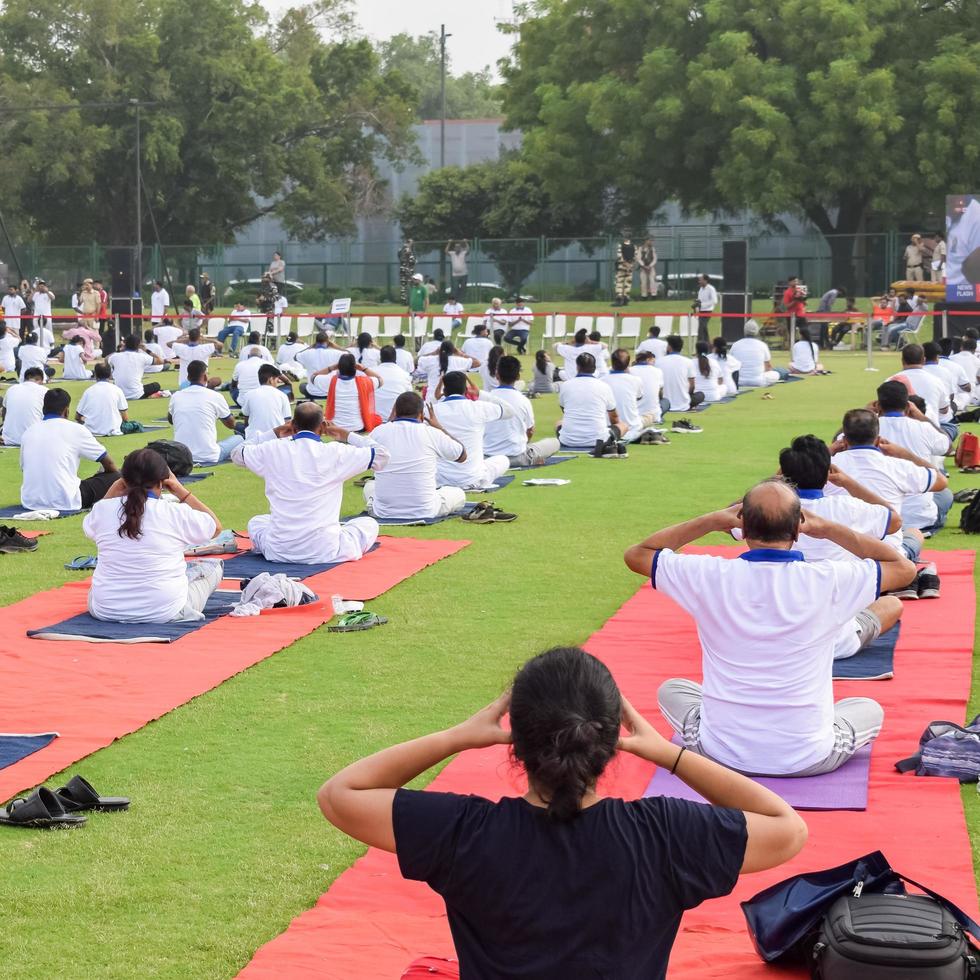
[146,439,194,477]
[812,893,979,978]
[960,493,980,533]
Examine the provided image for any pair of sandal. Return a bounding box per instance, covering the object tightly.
[328,611,388,633]
[462,501,517,524]
[0,776,129,829]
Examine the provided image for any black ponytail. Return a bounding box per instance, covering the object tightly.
[535,349,548,375]
[438,339,453,374]
[696,341,711,378]
[356,331,371,362]
[712,336,728,359]
[487,345,503,379]
[510,647,621,822]
[118,448,169,540]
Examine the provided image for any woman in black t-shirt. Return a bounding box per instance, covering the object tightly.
[318,647,808,979]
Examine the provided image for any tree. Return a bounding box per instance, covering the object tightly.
[501,0,980,290]
[396,157,586,292]
[0,0,418,245]
[378,33,502,120]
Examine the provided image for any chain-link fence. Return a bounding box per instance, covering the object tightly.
[0,230,903,305]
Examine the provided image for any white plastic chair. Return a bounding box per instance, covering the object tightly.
[429,315,451,340]
[294,315,316,339]
[594,315,615,341]
[380,315,404,338]
[275,315,292,339]
[654,315,675,337]
[463,315,484,338]
[348,316,359,336]
[618,316,641,347]
[573,315,593,337]
[360,315,380,337]
[543,314,568,342]
[206,316,225,339]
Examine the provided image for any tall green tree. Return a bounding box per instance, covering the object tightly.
[501,0,980,289]
[397,157,585,291]
[0,0,418,245]
[379,33,502,120]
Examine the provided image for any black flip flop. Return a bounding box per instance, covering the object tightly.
[55,775,130,813]
[0,787,86,828]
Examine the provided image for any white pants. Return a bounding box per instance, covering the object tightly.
[179,560,224,620]
[468,455,510,489]
[248,514,378,564]
[363,482,465,519]
[639,266,657,296]
[742,370,782,387]
[508,437,561,467]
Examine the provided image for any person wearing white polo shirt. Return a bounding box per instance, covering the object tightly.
[417,341,479,404]
[873,380,953,536]
[443,296,464,330]
[434,371,513,489]
[108,334,164,399]
[710,338,741,396]
[624,480,915,777]
[297,332,345,397]
[632,351,668,424]
[149,281,171,324]
[694,273,717,343]
[1,367,46,445]
[310,354,384,433]
[76,363,129,436]
[417,328,447,359]
[374,346,413,420]
[19,387,120,511]
[659,335,704,413]
[692,341,725,403]
[231,401,387,565]
[216,303,251,355]
[153,319,183,358]
[637,325,669,361]
[230,350,268,405]
[277,332,308,366]
[484,355,560,466]
[364,392,466,520]
[392,334,415,375]
[237,331,274,363]
[61,335,93,381]
[777,435,904,660]
[30,281,55,337]
[605,349,661,443]
[887,343,949,430]
[171,328,218,388]
[929,340,972,409]
[17,333,52,382]
[830,408,946,564]
[168,360,243,465]
[240,364,292,439]
[950,336,980,399]
[789,326,826,375]
[729,321,785,387]
[484,298,510,345]
[1,286,27,362]
[461,324,494,366]
[554,329,608,381]
[142,328,170,374]
[503,298,533,354]
[557,351,622,452]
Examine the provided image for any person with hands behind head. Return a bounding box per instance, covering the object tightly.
[309,352,384,434]
[318,646,807,980]
[625,481,915,777]
[83,448,224,623]
[231,400,387,565]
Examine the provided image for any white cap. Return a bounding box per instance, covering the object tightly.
[744,319,760,337]
[412,273,423,281]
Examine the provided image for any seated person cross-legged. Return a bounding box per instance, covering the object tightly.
[231,401,388,565]
[311,353,384,434]
[484,355,560,467]
[364,392,468,522]
[83,448,224,623]
[317,647,807,979]
[168,360,244,466]
[624,480,916,777]
[556,351,625,454]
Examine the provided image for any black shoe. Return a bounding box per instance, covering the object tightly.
[591,438,607,458]
[0,525,39,554]
[671,418,703,434]
[917,563,940,599]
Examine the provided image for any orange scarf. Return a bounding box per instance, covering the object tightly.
[325,374,382,432]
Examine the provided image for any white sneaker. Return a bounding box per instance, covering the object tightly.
[833,342,850,351]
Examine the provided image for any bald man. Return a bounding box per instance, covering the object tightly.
[625,480,915,777]
[231,401,389,565]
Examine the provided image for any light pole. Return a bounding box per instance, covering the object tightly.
[439,24,452,169]
[130,99,142,293]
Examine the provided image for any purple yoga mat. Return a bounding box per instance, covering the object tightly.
[643,738,872,811]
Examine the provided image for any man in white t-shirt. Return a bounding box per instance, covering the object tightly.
[637,325,669,361]
[777,435,904,660]
[19,387,120,511]
[730,320,786,387]
[108,334,164,399]
[231,351,268,404]
[830,407,946,564]
[554,329,609,380]
[1,286,27,366]
[30,281,55,337]
[659,335,705,415]
[61,335,93,381]
[17,334,52,382]
[142,329,171,374]
[168,361,243,464]
[923,341,970,436]
[624,480,915,776]
[873,380,953,535]
[484,355,560,466]
[231,401,387,564]
[484,298,510,345]
[632,351,668,425]
[374,346,414,420]
[1,368,46,445]
[150,281,172,324]
[392,334,415,375]
[557,351,624,454]
[364,391,467,521]
[435,371,513,489]
[443,296,464,330]
[694,273,718,343]
[604,349,664,443]
[76,363,130,436]
[153,319,184,358]
[887,344,949,430]
[238,331,274,363]
[461,323,494,366]
[950,336,980,399]
[296,333,345,397]
[171,328,218,388]
[240,364,292,440]
[276,333,309,366]
[503,299,533,354]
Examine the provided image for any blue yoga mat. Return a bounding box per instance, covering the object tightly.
[220,541,379,580]
[465,475,515,493]
[342,502,478,527]
[0,505,81,519]
[0,733,58,771]
[27,592,237,644]
[509,456,577,472]
[833,623,900,680]
[194,458,231,469]
[181,472,214,484]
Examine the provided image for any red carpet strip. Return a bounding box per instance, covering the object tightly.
[237,547,978,979]
[0,536,468,801]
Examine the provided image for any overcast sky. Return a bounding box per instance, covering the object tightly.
[263,1,517,76]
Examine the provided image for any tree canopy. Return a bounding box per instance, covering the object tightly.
[0,0,418,244]
[378,33,502,120]
[501,0,980,286]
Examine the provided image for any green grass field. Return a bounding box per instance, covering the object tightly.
[0,325,977,977]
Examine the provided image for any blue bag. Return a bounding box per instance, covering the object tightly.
[741,850,980,964]
[896,715,980,782]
